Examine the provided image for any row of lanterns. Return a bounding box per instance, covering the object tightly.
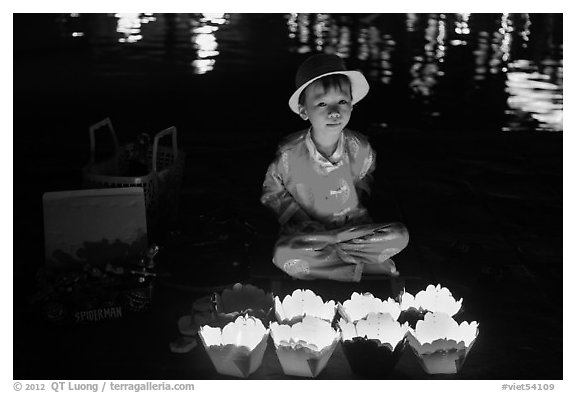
[178,283,479,378]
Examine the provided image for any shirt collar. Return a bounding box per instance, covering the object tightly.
[305,128,345,169]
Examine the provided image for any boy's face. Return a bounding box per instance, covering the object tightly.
[298,81,353,136]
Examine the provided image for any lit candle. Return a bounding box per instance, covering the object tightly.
[399,284,463,327]
[213,283,274,325]
[198,315,269,378]
[338,292,402,322]
[407,312,479,374]
[400,284,463,316]
[270,316,340,377]
[274,289,336,325]
[338,313,409,376]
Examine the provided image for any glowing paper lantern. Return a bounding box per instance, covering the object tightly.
[399,291,419,312]
[274,289,336,325]
[270,316,340,377]
[338,292,402,322]
[339,313,410,376]
[407,312,479,375]
[415,284,463,316]
[399,284,463,328]
[339,313,409,349]
[398,291,426,328]
[198,316,269,378]
[400,284,463,316]
[214,283,274,325]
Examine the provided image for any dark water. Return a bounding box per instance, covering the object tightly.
[14,13,563,135]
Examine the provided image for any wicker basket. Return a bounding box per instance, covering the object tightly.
[82,118,185,235]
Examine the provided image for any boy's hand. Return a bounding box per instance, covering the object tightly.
[298,220,326,233]
[284,209,326,234]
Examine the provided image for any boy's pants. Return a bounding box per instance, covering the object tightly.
[272,222,409,282]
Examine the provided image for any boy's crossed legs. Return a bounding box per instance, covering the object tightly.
[272,222,409,282]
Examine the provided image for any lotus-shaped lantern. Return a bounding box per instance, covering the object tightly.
[338,292,401,322]
[270,316,340,377]
[198,315,269,378]
[407,312,479,375]
[399,284,463,327]
[213,283,274,325]
[274,289,336,325]
[339,312,409,376]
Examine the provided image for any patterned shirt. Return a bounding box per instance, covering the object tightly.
[261,128,375,231]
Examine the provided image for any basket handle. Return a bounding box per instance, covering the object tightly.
[152,126,178,173]
[88,117,120,164]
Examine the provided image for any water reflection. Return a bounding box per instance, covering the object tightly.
[498,13,513,68]
[66,13,84,38]
[200,13,227,25]
[313,13,329,52]
[518,13,531,47]
[287,13,298,39]
[436,14,447,61]
[286,14,395,82]
[454,13,471,36]
[36,13,563,132]
[190,13,228,74]
[505,60,563,131]
[290,13,312,54]
[357,26,396,84]
[473,31,490,81]
[408,14,444,102]
[283,13,562,132]
[406,13,417,32]
[115,13,157,44]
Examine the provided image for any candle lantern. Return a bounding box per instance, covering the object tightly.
[406,312,479,375]
[177,283,273,338]
[213,283,274,326]
[274,289,336,325]
[399,284,463,327]
[270,316,340,378]
[337,292,401,323]
[198,315,269,378]
[339,313,409,377]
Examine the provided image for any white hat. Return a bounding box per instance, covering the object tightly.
[288,53,370,114]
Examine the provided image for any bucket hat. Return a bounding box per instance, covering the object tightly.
[288,53,369,114]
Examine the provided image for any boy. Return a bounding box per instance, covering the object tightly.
[261,53,408,282]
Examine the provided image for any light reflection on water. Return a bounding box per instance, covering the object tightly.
[55,13,562,132]
[282,13,562,131]
[115,13,157,44]
[505,60,563,131]
[189,14,228,74]
[409,14,444,100]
